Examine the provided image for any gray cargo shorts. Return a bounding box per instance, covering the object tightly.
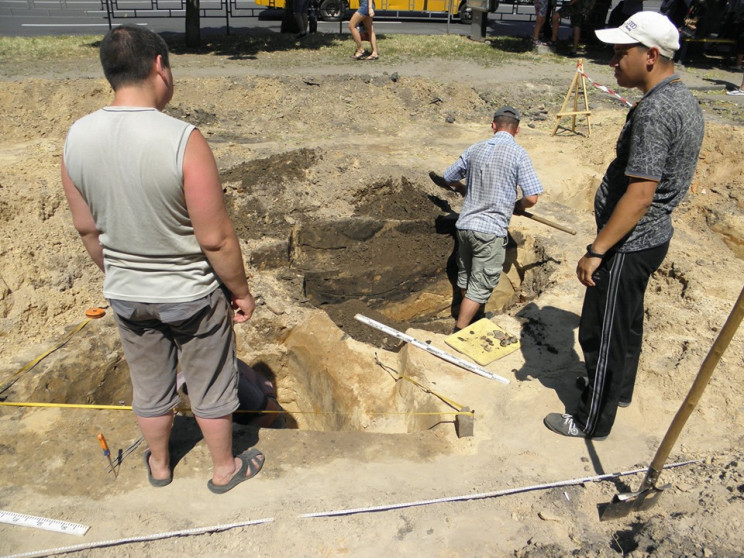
[456,229,508,304]
[110,288,239,419]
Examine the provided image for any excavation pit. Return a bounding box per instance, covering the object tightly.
[6,173,553,436]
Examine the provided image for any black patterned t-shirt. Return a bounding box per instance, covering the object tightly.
[594,75,704,253]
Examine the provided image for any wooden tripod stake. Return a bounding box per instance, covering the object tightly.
[552,59,591,137]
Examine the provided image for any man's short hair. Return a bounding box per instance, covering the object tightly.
[99,26,170,91]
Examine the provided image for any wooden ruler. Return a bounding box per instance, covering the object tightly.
[0,510,90,536]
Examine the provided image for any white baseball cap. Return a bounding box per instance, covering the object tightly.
[595,11,680,59]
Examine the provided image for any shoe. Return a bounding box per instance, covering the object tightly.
[533,39,548,47]
[364,54,379,61]
[297,32,308,39]
[544,412,608,439]
[351,51,366,60]
[576,376,631,407]
[727,89,744,96]
[544,413,588,438]
[144,449,173,487]
[207,448,265,494]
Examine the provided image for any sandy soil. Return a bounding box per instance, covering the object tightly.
[1,36,744,557]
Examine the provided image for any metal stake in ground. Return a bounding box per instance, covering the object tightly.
[354,314,509,384]
[599,286,744,520]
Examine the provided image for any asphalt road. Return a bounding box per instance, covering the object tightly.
[0,0,563,39]
[1,0,661,40]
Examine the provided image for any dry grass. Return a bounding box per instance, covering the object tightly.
[0,31,542,67]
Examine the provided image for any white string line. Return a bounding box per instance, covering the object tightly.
[2,459,701,558]
[1,517,275,558]
[300,459,701,518]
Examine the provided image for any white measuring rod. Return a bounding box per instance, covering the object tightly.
[354,314,510,384]
[0,510,90,536]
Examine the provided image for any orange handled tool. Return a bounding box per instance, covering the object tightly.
[97,433,117,478]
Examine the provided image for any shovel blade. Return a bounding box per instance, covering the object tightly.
[598,486,665,521]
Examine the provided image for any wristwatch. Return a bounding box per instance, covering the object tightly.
[585,244,605,259]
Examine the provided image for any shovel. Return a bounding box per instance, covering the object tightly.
[599,286,744,520]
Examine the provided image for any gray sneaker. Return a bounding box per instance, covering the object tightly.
[544,413,608,440]
[727,89,744,96]
[544,413,586,437]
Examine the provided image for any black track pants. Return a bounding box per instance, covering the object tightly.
[574,242,669,437]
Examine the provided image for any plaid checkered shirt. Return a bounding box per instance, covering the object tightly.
[443,131,543,236]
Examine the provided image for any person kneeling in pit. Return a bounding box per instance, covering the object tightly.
[178,360,286,429]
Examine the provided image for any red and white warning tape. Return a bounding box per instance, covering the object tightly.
[578,64,634,108]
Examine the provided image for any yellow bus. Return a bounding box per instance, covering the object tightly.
[256,0,491,24]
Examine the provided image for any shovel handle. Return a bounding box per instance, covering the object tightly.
[643,286,744,489]
[516,210,577,235]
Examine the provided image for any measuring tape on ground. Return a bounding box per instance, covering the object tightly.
[0,510,90,536]
[354,314,509,384]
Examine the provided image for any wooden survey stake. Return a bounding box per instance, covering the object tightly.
[552,59,591,137]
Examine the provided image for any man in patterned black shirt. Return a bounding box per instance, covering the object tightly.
[544,12,705,439]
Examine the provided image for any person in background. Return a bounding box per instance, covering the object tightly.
[608,0,644,27]
[532,0,551,46]
[722,0,744,77]
[550,0,597,55]
[442,106,543,333]
[660,0,691,28]
[349,0,379,60]
[727,70,744,94]
[61,25,265,493]
[295,0,310,38]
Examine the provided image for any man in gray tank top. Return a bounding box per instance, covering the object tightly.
[544,12,704,439]
[62,26,265,493]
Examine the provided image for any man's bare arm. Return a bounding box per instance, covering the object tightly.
[61,159,104,272]
[183,129,254,322]
[515,194,539,213]
[577,177,657,287]
[446,180,467,197]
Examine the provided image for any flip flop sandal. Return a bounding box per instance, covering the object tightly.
[351,51,366,60]
[364,55,379,61]
[144,449,173,487]
[207,448,265,494]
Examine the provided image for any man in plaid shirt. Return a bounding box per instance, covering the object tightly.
[443,106,543,332]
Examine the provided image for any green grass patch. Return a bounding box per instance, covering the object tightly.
[177,31,542,66]
[0,35,100,61]
[0,31,541,67]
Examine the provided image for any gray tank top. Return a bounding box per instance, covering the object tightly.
[64,107,220,302]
